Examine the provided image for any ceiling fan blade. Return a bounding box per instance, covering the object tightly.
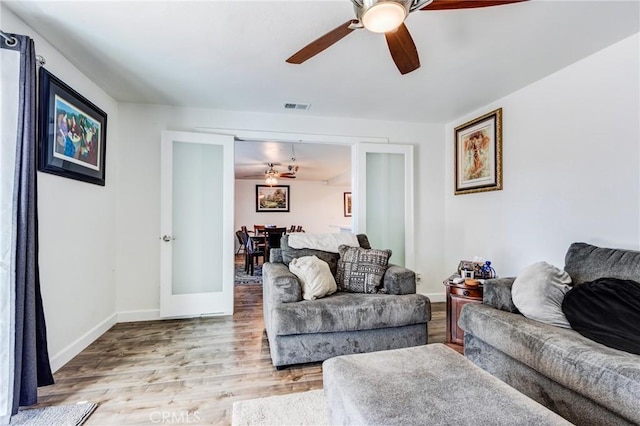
[421,0,527,11]
[385,23,420,75]
[286,20,359,64]
[278,173,297,178]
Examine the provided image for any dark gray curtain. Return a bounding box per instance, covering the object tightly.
[2,31,54,415]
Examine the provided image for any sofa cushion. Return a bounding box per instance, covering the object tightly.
[564,242,640,285]
[562,277,640,355]
[289,255,337,300]
[458,303,640,424]
[512,262,572,328]
[336,245,391,293]
[270,292,430,335]
[280,234,371,276]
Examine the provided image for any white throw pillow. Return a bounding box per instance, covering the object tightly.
[512,261,573,328]
[289,255,337,300]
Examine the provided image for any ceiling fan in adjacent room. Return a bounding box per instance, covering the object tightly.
[244,162,297,186]
[286,0,527,75]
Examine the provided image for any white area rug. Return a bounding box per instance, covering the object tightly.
[10,402,97,425]
[232,389,328,426]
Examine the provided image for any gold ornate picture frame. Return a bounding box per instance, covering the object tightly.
[454,108,503,195]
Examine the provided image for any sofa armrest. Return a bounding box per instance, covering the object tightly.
[262,262,302,304]
[270,248,283,263]
[383,265,416,295]
[483,277,519,313]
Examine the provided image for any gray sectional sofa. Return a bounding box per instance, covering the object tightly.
[262,234,431,368]
[459,243,640,425]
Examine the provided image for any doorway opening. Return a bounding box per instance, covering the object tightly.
[233,139,353,287]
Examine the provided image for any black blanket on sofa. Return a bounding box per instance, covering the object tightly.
[562,277,640,355]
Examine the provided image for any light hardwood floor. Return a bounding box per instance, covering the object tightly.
[37,285,445,425]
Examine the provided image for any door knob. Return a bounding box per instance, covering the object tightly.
[161,235,174,242]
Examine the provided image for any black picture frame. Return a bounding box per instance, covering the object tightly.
[343,192,352,217]
[256,185,290,212]
[38,67,107,186]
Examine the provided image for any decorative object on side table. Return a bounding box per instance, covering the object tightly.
[444,274,484,353]
[256,184,290,212]
[458,259,496,279]
[454,107,502,195]
[38,68,107,186]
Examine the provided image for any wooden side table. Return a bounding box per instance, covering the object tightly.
[443,276,484,353]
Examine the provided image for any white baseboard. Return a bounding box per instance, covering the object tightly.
[50,313,117,373]
[117,309,161,323]
[423,292,446,303]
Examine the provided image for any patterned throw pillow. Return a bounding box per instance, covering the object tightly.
[336,245,391,294]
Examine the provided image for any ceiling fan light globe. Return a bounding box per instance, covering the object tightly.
[362,2,407,33]
[265,176,278,186]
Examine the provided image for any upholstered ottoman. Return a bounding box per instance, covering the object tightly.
[323,344,571,425]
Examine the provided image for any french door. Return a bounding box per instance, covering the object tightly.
[160,131,235,318]
[354,143,415,270]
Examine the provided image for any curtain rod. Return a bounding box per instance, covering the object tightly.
[1,30,47,66]
[0,30,17,47]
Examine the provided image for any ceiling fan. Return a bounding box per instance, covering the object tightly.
[286,0,527,75]
[244,162,297,185]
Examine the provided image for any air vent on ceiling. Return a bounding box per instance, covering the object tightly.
[284,103,311,111]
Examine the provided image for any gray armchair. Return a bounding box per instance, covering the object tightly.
[263,234,431,368]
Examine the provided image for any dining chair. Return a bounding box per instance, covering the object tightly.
[241,229,265,275]
[235,230,246,255]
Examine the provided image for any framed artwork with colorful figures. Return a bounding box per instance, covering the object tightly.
[38,68,107,186]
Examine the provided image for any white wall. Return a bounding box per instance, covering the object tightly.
[115,104,446,319]
[1,7,120,371]
[235,179,351,237]
[4,7,636,374]
[444,34,640,278]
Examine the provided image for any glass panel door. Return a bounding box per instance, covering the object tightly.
[160,131,234,318]
[355,143,414,269]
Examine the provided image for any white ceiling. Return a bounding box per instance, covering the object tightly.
[4,0,638,181]
[235,140,351,182]
[5,0,639,125]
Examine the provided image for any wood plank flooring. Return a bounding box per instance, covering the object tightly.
[36,285,445,425]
